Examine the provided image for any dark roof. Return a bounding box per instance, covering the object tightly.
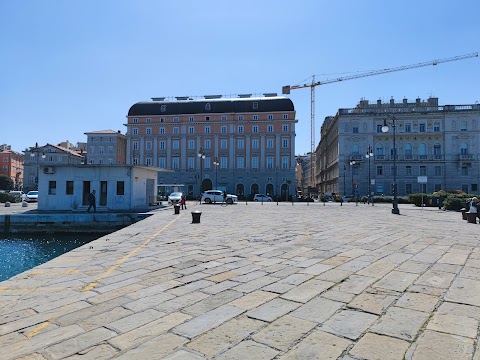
[128,96,294,116]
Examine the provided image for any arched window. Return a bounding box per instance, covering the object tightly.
[460,142,468,155]
[352,144,359,155]
[205,103,211,111]
[433,143,441,155]
[404,143,412,156]
[375,144,383,156]
[418,143,427,156]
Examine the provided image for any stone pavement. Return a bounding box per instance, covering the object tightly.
[0,201,479,360]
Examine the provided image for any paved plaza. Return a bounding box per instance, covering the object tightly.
[1,201,480,359]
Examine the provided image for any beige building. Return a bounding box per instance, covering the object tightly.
[317,97,480,197]
[84,130,127,165]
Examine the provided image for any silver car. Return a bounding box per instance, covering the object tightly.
[168,192,183,204]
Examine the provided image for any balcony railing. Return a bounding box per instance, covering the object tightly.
[459,154,474,161]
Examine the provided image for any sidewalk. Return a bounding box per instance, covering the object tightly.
[0,202,479,359]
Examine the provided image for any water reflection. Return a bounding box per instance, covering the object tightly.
[0,234,101,281]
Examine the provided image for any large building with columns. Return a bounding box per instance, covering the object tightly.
[125,94,297,199]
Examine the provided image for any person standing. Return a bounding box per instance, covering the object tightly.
[223,191,227,204]
[180,194,187,209]
[87,190,96,213]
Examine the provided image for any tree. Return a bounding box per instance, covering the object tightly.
[0,175,14,190]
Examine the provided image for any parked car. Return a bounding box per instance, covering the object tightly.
[253,194,273,202]
[25,191,39,202]
[342,196,352,202]
[9,191,26,202]
[168,192,183,204]
[201,190,238,204]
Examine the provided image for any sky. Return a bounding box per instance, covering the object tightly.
[1,0,479,156]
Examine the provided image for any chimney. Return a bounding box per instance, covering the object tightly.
[390,97,395,106]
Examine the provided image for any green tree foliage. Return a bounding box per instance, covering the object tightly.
[0,175,14,190]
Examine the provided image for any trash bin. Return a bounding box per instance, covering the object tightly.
[191,211,202,223]
[466,212,477,224]
[174,204,180,215]
[461,208,467,220]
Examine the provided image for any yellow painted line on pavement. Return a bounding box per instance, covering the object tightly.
[82,216,180,292]
[27,320,52,337]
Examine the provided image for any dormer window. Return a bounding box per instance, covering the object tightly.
[253,102,258,109]
[146,118,151,123]
[161,105,166,112]
[205,103,211,111]
[133,118,138,123]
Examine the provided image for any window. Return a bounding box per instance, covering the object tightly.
[434,144,441,155]
[418,143,427,156]
[172,157,180,169]
[237,156,244,169]
[376,183,383,194]
[133,118,138,123]
[267,139,274,148]
[146,118,151,123]
[188,126,194,134]
[420,166,427,176]
[205,126,211,134]
[2,165,7,171]
[282,138,289,148]
[146,141,152,150]
[189,116,194,122]
[252,156,259,169]
[204,157,211,169]
[282,156,289,169]
[188,140,195,149]
[406,166,412,175]
[159,141,166,150]
[435,166,442,176]
[161,105,166,112]
[66,181,74,195]
[116,181,124,195]
[405,123,411,132]
[238,126,244,133]
[146,158,152,166]
[253,115,258,120]
[267,125,274,132]
[460,120,467,131]
[158,157,166,168]
[283,114,288,119]
[237,139,244,149]
[376,166,383,176]
[419,123,426,132]
[133,128,138,135]
[99,146,104,154]
[133,158,139,165]
[133,141,139,150]
[266,156,274,169]
[221,115,227,121]
[205,116,210,121]
[253,102,258,109]
[404,144,412,156]
[352,144,359,155]
[220,157,227,169]
[462,166,469,176]
[282,124,288,132]
[48,181,56,195]
[108,146,113,154]
[160,127,165,134]
[160,117,165,123]
[204,139,211,149]
[352,125,359,133]
[172,127,179,134]
[268,114,273,120]
[221,126,227,133]
[252,139,259,149]
[172,140,180,150]
[188,157,195,169]
[406,184,412,194]
[252,125,258,133]
[238,115,244,121]
[205,103,211,111]
[460,143,468,155]
[434,122,440,132]
[173,117,179,122]
[221,139,228,149]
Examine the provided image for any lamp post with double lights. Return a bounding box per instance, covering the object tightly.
[382,115,400,215]
[349,160,356,199]
[365,145,374,206]
[213,157,220,190]
[197,147,205,197]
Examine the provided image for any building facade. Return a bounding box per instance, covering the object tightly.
[0,144,24,190]
[317,97,480,197]
[84,130,127,165]
[125,94,297,199]
[23,143,85,192]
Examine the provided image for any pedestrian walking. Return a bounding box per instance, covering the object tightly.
[87,190,96,213]
[180,194,187,209]
[223,191,227,204]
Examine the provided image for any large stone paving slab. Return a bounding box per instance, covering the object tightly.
[1,203,480,359]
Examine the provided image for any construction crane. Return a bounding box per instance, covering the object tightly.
[282,52,479,192]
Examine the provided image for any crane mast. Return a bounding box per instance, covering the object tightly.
[282,52,478,196]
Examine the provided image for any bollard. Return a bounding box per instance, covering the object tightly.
[191,211,202,223]
[174,204,180,215]
[22,201,28,207]
[5,201,11,207]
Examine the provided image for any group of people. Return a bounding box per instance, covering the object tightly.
[468,197,479,214]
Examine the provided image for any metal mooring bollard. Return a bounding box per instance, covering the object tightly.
[174,204,180,215]
[5,201,11,207]
[191,211,202,223]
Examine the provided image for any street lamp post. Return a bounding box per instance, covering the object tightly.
[343,165,346,197]
[197,147,205,197]
[349,160,356,199]
[382,115,400,215]
[365,145,374,206]
[213,157,219,189]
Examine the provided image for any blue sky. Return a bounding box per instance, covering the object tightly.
[1,0,479,155]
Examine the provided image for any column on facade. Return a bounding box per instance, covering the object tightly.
[260,135,265,169]
[139,137,144,165]
[275,134,281,169]
[229,135,235,169]
[153,137,158,167]
[245,135,251,169]
[166,138,171,169]
[180,133,186,170]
